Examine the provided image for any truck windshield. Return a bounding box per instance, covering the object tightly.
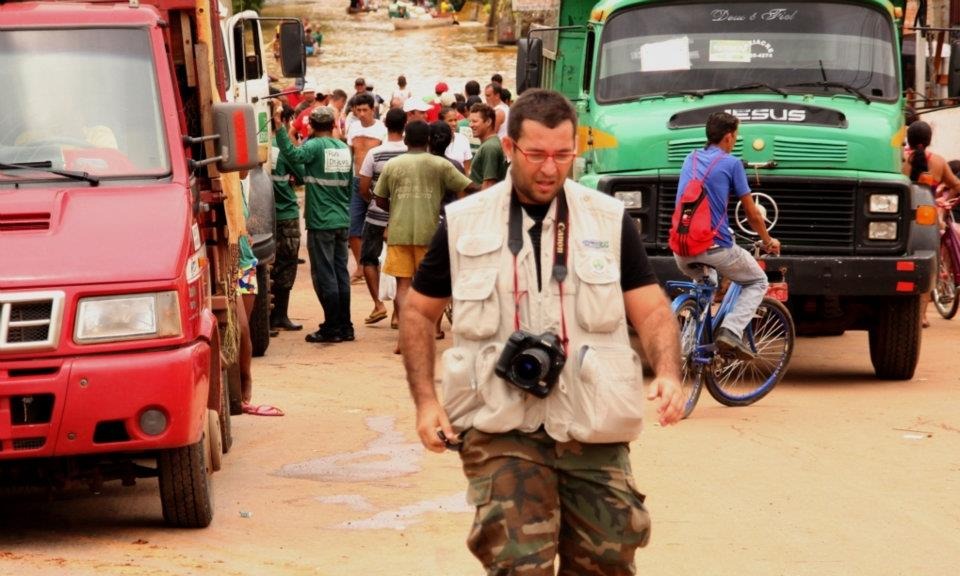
[0,28,169,179]
[596,2,898,104]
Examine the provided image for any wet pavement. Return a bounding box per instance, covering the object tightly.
[263,0,517,100]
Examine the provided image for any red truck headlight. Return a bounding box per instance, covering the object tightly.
[74,292,182,344]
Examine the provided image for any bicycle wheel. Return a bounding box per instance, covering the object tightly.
[674,299,705,418]
[932,243,959,319]
[705,297,794,407]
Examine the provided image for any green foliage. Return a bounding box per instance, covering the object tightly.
[232,0,264,14]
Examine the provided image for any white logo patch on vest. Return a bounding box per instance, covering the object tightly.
[324,148,352,173]
[582,239,609,250]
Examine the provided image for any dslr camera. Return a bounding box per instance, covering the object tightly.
[494,331,566,398]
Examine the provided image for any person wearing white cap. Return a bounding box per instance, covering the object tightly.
[403,97,431,123]
[294,79,328,142]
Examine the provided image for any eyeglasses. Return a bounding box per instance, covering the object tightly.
[513,143,577,165]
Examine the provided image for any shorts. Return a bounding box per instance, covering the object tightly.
[383,244,428,278]
[237,262,258,295]
[349,178,368,237]
[359,222,387,267]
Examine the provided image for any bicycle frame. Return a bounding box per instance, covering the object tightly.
[667,272,752,367]
[942,209,960,283]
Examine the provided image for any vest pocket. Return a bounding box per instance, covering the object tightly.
[452,267,501,340]
[574,251,622,333]
[440,347,481,428]
[569,344,644,443]
[472,343,526,433]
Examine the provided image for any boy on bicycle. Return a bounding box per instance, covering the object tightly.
[672,112,780,360]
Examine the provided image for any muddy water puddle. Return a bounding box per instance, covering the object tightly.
[263,0,517,99]
[275,415,422,482]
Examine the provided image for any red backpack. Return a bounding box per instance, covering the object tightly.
[669,151,724,257]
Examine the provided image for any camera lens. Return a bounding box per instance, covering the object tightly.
[511,349,551,386]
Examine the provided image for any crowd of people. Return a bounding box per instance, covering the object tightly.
[265,73,514,350]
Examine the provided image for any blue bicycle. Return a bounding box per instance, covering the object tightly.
[667,242,795,419]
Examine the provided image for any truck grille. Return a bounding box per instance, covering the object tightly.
[657,180,859,253]
[773,136,847,163]
[0,292,65,352]
[667,138,743,163]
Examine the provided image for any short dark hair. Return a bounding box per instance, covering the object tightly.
[506,89,577,141]
[501,87,512,104]
[353,92,375,109]
[465,80,481,97]
[465,95,483,109]
[309,116,334,133]
[485,83,503,99]
[439,106,456,120]
[354,77,366,87]
[404,120,430,148]
[705,112,739,145]
[428,120,453,156]
[469,102,496,126]
[397,75,407,88]
[384,107,407,134]
[491,73,503,85]
[332,89,348,101]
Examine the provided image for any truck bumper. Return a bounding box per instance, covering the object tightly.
[0,341,210,459]
[651,251,938,296]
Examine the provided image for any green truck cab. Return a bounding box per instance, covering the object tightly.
[517,0,937,380]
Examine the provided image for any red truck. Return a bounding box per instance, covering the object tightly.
[0,0,303,526]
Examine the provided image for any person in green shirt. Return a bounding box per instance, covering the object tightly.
[468,103,508,189]
[269,104,307,332]
[274,105,355,343]
[374,120,477,353]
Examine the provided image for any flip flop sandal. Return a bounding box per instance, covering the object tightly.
[365,310,388,324]
[242,403,285,417]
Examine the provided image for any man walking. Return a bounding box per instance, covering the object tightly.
[373,121,476,353]
[346,92,387,283]
[399,89,683,574]
[672,111,780,359]
[269,103,305,332]
[468,103,508,189]
[274,106,355,343]
[358,108,407,326]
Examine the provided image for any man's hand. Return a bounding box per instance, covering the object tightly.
[647,376,684,426]
[416,399,455,453]
[763,237,781,255]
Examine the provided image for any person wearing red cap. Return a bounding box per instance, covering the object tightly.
[426,81,448,123]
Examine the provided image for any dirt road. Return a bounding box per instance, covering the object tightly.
[1,256,958,575]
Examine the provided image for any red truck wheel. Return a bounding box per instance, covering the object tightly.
[158,436,214,528]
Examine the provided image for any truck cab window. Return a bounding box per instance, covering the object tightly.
[595,1,898,104]
[0,28,169,178]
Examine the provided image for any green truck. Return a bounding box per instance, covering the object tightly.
[517,0,938,379]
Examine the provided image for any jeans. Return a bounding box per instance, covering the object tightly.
[674,245,768,336]
[307,228,353,336]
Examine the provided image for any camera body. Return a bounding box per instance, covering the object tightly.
[495,330,567,398]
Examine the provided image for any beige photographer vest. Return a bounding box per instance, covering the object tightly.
[441,177,646,443]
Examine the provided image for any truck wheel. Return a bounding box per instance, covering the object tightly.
[250,263,271,357]
[158,436,214,528]
[219,368,233,454]
[868,295,920,380]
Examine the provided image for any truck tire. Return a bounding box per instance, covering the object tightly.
[868,295,920,380]
[250,263,271,357]
[219,368,233,454]
[158,436,213,528]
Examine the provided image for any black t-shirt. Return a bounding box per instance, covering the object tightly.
[412,202,658,298]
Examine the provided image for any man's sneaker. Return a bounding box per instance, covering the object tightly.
[714,328,756,361]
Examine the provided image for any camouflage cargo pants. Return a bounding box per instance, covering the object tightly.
[270,218,301,292]
[459,428,651,576]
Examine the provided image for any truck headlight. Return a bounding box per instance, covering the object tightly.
[868,221,898,240]
[869,194,899,214]
[75,292,182,344]
[615,191,644,209]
